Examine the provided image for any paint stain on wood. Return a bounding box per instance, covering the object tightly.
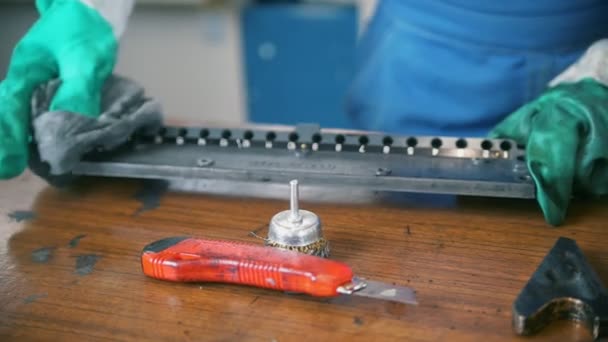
[68,234,87,248]
[353,316,364,326]
[75,254,101,275]
[8,210,36,222]
[31,247,55,263]
[405,225,411,235]
[133,180,168,215]
[23,293,47,304]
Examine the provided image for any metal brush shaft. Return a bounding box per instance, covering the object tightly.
[289,180,302,223]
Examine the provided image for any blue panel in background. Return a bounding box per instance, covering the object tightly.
[241,2,358,129]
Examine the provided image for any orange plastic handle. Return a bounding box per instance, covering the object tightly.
[141,237,354,297]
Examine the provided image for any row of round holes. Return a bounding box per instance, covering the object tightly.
[160,128,515,151]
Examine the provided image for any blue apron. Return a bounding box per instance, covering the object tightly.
[346,0,608,137]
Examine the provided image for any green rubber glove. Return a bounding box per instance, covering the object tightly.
[0,0,118,179]
[490,78,608,226]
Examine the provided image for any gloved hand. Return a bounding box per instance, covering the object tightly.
[0,0,119,179]
[490,78,608,226]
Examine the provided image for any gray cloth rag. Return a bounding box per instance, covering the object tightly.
[28,74,163,177]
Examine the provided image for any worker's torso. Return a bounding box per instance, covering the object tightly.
[347,0,608,137]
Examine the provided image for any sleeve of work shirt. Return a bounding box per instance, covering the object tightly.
[490,39,608,226]
[0,0,135,179]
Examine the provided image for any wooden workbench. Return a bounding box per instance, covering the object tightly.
[0,171,606,341]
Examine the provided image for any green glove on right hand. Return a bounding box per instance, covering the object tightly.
[0,0,119,179]
[490,78,608,226]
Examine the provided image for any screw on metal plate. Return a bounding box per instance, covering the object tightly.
[375,168,392,177]
[295,144,311,158]
[265,180,330,257]
[512,237,608,340]
[518,175,532,182]
[196,158,214,167]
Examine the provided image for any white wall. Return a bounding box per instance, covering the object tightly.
[114,4,247,126]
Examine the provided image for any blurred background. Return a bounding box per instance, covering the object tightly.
[0,0,379,128]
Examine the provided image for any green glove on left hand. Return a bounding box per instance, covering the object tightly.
[490,78,608,226]
[0,0,119,179]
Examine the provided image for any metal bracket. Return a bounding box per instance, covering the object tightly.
[512,237,608,340]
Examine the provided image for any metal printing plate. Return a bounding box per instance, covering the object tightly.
[71,123,535,199]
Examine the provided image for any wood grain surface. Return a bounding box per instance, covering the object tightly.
[0,171,606,342]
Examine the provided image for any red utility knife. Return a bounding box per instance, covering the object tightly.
[141,236,417,305]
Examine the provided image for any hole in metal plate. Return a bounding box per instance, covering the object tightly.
[456,138,467,149]
[221,130,232,139]
[481,140,493,150]
[500,141,512,151]
[431,138,442,149]
[406,137,418,147]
